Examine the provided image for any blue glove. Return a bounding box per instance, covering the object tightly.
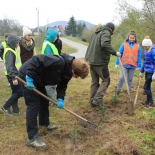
[24,75,36,90]
[57,98,64,109]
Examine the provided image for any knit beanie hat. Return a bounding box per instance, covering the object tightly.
[23,27,32,37]
[142,36,152,46]
[106,22,115,31]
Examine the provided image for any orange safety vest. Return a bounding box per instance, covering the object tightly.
[121,42,138,67]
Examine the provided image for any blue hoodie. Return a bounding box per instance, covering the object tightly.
[115,41,142,68]
[43,28,58,54]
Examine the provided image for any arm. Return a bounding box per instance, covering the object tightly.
[5,51,18,80]
[115,43,124,65]
[100,31,116,56]
[137,45,142,68]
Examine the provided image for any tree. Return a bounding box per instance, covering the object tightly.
[65,16,77,37]
[76,22,86,37]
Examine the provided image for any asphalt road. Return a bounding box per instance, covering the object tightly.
[61,38,88,58]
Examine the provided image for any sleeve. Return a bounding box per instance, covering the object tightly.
[100,31,116,56]
[56,78,70,100]
[137,45,142,68]
[140,64,144,73]
[44,44,54,54]
[5,51,18,80]
[151,49,155,72]
[115,43,124,65]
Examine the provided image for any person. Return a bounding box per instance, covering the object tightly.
[41,28,59,105]
[18,53,89,150]
[0,33,9,59]
[115,31,142,94]
[17,27,36,64]
[139,36,155,107]
[85,22,121,107]
[54,33,62,55]
[1,34,23,116]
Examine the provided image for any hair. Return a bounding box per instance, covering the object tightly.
[126,31,137,43]
[4,33,9,38]
[72,58,89,79]
[145,36,150,39]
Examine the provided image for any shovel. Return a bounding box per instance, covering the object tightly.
[16,76,98,129]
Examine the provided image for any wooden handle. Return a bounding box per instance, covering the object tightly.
[134,77,141,106]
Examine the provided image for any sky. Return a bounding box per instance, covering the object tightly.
[0,0,139,28]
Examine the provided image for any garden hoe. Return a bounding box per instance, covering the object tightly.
[16,76,98,129]
[118,57,134,116]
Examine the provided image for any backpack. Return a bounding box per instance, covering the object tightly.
[0,44,4,60]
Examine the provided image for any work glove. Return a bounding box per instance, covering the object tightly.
[152,73,155,81]
[24,75,36,90]
[116,52,121,57]
[139,72,143,77]
[114,65,119,69]
[57,98,64,109]
[136,68,140,71]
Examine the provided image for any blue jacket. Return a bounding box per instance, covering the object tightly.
[115,41,142,68]
[44,28,58,54]
[140,46,155,73]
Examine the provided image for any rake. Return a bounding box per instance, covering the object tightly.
[16,76,98,129]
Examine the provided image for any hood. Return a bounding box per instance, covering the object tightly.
[45,28,58,43]
[7,33,20,50]
[95,25,113,35]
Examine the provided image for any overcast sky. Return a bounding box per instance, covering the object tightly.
[0,0,140,28]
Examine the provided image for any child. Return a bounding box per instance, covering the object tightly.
[1,34,23,116]
[115,31,142,94]
[17,27,36,64]
[18,53,89,150]
[139,36,155,107]
[54,33,62,55]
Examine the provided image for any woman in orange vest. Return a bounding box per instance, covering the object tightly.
[115,31,142,94]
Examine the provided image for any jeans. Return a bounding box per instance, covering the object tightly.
[3,76,23,112]
[117,67,135,90]
[144,73,153,104]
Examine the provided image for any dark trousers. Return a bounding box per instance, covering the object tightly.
[3,76,23,112]
[144,73,153,104]
[19,76,50,139]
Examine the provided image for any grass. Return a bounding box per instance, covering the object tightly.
[1,39,155,154]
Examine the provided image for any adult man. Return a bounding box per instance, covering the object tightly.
[85,22,120,107]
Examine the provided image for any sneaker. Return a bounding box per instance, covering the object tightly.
[91,100,104,107]
[47,124,58,130]
[116,90,121,95]
[13,112,21,115]
[1,106,13,116]
[144,102,155,108]
[26,134,48,150]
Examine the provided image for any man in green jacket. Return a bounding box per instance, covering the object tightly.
[85,22,120,107]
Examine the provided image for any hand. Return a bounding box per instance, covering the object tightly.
[152,74,155,81]
[24,75,35,90]
[116,52,121,57]
[139,73,143,77]
[57,98,64,109]
[136,68,140,71]
[114,65,119,69]
[13,79,18,85]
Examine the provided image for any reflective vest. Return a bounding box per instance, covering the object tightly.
[3,48,22,75]
[1,41,7,50]
[41,41,59,55]
[121,42,138,67]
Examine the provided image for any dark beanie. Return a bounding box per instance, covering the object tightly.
[106,22,115,31]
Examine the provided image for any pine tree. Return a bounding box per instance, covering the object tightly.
[65,16,77,37]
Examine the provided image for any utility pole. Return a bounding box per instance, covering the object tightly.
[36,7,39,35]
[47,18,49,31]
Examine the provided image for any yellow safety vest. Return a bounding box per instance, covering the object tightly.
[3,48,22,75]
[41,41,59,55]
[1,41,7,50]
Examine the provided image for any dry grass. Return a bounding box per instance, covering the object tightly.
[1,57,155,155]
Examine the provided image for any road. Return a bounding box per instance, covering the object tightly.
[61,38,88,58]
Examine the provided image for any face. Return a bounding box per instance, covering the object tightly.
[16,43,19,48]
[129,35,136,42]
[143,46,151,51]
[24,34,32,41]
[5,37,8,42]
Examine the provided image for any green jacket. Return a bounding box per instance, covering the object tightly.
[85,25,117,67]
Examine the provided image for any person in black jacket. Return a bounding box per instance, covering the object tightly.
[18,53,89,150]
[54,34,62,55]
